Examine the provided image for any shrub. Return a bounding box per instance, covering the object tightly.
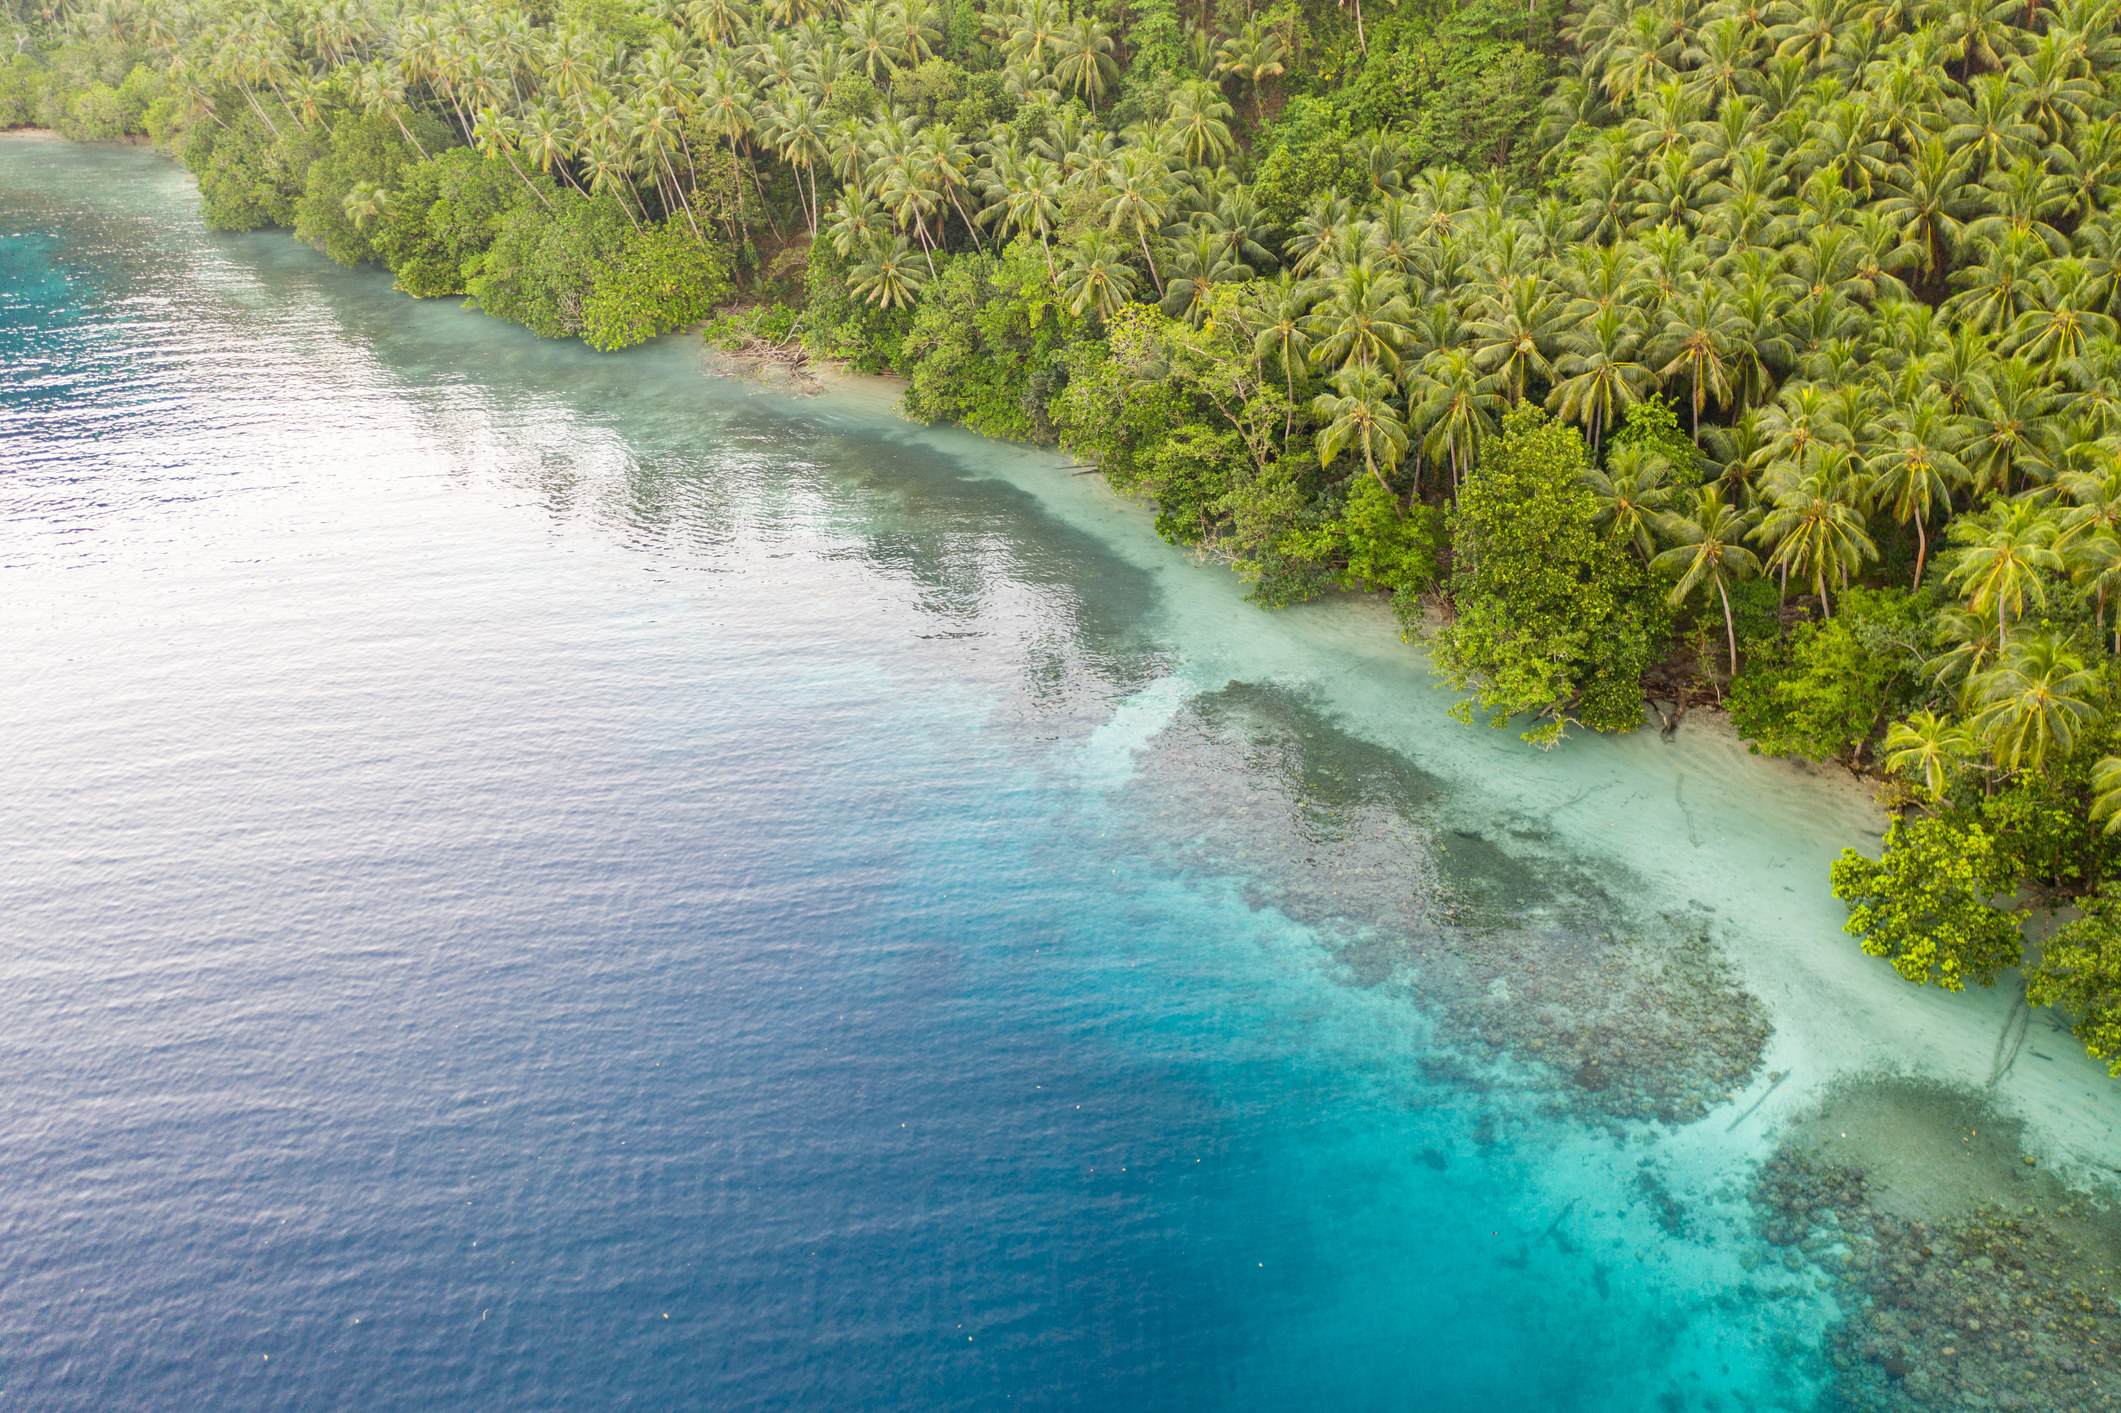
[1437,406,1669,745]
[0,55,45,128]
[466,192,733,349]
[1832,815,2024,991]
[293,111,448,267]
[373,147,537,297]
[467,190,638,339]
[1729,587,1931,765]
[182,111,323,232]
[58,83,127,140]
[581,219,733,351]
[898,239,1073,441]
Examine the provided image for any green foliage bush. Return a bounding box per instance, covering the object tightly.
[1729,588,1931,766]
[294,112,444,267]
[1051,334,1188,484]
[183,111,323,232]
[801,239,911,371]
[706,300,799,349]
[467,191,636,339]
[465,192,731,349]
[1283,477,1445,625]
[1603,395,1698,482]
[0,55,46,128]
[580,219,733,351]
[1976,727,2121,894]
[374,147,537,297]
[1437,407,1668,745]
[57,82,127,139]
[1250,97,1357,233]
[2027,884,2121,1075]
[1832,816,2025,992]
[899,241,1074,441]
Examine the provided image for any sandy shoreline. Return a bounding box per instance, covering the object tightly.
[739,348,2119,1199]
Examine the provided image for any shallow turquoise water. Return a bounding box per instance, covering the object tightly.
[4,136,2104,1413]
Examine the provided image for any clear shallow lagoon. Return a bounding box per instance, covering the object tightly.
[4,136,2116,1412]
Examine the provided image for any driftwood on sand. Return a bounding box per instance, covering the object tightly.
[713,332,821,393]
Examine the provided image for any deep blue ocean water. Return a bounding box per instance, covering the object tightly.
[0,136,1981,1412]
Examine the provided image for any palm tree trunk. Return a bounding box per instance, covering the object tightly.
[240,85,283,139]
[948,189,985,254]
[1912,512,1928,589]
[391,110,431,159]
[1718,578,1739,678]
[913,216,939,277]
[1136,222,1165,295]
[1364,439,1399,516]
[743,141,783,239]
[501,147,556,209]
[664,153,704,238]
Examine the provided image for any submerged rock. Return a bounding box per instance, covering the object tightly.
[1110,684,1774,1130]
[1748,1085,2121,1413]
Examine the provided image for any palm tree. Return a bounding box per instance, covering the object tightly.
[1061,232,1138,319]
[2067,529,2121,652]
[2004,259,2118,371]
[341,180,392,230]
[1586,442,1679,561]
[1754,458,1877,617]
[2094,754,2121,832]
[1651,486,1764,677]
[1099,149,1171,294]
[473,106,558,210]
[1161,228,1250,327]
[695,61,761,232]
[1248,273,1316,441]
[1881,708,1979,803]
[1971,633,2102,770]
[980,151,1063,275]
[1548,307,1651,452]
[1470,274,1565,405]
[1338,0,1369,57]
[849,234,929,308]
[1215,20,1286,122]
[1877,139,1972,279]
[826,189,889,257]
[1945,499,2066,649]
[345,59,431,158]
[773,89,833,235]
[916,124,984,253]
[1167,79,1235,165]
[1310,263,1414,375]
[1869,397,1971,587]
[1960,354,2063,494]
[1942,73,2043,174]
[1313,368,1409,502]
[1052,17,1119,111]
[1651,286,1742,441]
[1407,349,1503,493]
[840,2,902,79]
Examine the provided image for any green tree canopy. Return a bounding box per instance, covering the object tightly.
[1435,406,1668,746]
